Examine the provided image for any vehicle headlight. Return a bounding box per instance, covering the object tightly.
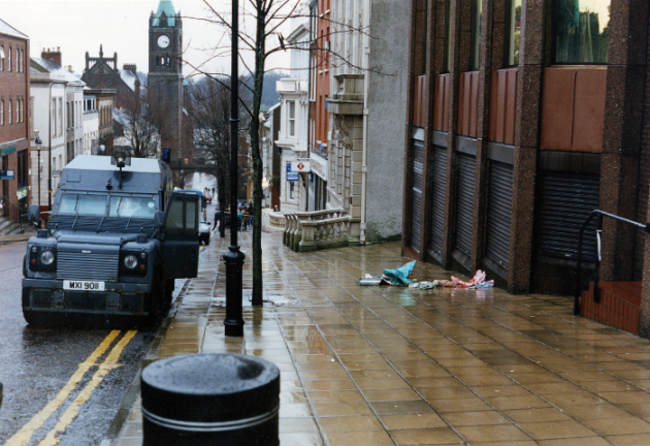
[40,250,55,265]
[124,255,139,269]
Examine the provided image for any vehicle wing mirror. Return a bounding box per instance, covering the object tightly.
[154,211,166,228]
[28,204,41,226]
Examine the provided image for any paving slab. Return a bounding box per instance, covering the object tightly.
[105,230,650,446]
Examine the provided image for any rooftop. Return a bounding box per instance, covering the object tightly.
[152,0,177,27]
[0,17,28,40]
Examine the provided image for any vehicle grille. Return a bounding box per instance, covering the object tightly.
[56,251,119,281]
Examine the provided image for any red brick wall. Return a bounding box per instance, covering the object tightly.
[634,21,650,280]
[309,0,330,154]
[0,33,31,221]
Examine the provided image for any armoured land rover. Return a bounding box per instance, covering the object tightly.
[22,153,200,325]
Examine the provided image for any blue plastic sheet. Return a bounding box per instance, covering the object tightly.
[383,261,416,286]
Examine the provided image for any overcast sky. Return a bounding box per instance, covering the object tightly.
[0,0,291,80]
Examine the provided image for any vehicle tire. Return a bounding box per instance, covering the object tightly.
[143,269,164,327]
[164,279,174,311]
[23,309,49,326]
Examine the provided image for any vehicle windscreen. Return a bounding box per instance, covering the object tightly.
[57,194,156,219]
[58,194,107,216]
[109,196,157,219]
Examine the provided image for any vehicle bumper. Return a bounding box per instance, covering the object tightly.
[22,279,152,315]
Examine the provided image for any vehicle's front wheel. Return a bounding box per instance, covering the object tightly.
[142,269,166,327]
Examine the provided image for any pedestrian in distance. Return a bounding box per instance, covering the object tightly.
[247,201,254,227]
[213,209,220,230]
[237,208,244,231]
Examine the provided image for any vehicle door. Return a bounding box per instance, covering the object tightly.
[161,191,200,278]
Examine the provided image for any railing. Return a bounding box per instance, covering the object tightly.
[300,216,351,252]
[283,208,346,252]
[0,193,28,222]
[574,209,650,316]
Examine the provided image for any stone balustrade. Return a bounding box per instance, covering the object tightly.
[282,208,362,252]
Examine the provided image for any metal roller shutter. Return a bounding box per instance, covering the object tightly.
[455,154,475,257]
[410,138,424,252]
[536,171,600,262]
[485,161,513,272]
[428,146,447,259]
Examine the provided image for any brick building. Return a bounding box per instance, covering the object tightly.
[0,18,30,221]
[403,0,650,335]
[308,0,331,211]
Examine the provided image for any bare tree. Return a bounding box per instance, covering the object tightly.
[190,0,370,304]
[115,82,173,158]
[191,76,243,238]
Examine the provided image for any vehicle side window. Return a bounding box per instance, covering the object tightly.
[166,199,184,229]
[185,201,197,230]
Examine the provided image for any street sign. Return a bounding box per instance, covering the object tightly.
[0,145,16,156]
[285,163,299,182]
[0,169,15,180]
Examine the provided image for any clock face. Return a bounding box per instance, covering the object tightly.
[157,35,170,49]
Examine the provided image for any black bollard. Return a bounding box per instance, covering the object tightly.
[141,353,280,446]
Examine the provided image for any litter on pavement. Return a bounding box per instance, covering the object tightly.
[358,261,494,290]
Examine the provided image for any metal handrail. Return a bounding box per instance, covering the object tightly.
[574,209,650,315]
[0,192,28,222]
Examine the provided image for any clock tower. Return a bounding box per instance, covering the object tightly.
[149,0,184,157]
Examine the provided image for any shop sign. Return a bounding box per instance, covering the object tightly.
[290,160,310,174]
[16,186,28,200]
[0,145,16,156]
[310,153,328,181]
[0,169,15,180]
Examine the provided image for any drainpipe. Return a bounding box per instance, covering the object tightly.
[48,82,54,212]
[360,38,370,245]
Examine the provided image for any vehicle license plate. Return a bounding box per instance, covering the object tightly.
[63,280,105,291]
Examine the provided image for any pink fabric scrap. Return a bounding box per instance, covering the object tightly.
[451,269,493,288]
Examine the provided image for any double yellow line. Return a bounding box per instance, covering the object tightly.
[3,330,136,446]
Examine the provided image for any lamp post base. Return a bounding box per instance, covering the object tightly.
[224,245,245,337]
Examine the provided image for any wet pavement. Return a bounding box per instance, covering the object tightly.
[107,230,650,446]
[0,242,159,446]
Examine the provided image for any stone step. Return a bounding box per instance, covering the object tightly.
[0,219,12,233]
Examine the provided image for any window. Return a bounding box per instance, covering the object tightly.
[0,46,4,71]
[0,100,3,125]
[555,0,610,64]
[52,99,56,133]
[288,100,296,137]
[18,99,22,123]
[289,182,295,199]
[58,194,107,216]
[444,0,452,72]
[8,100,11,124]
[58,98,63,135]
[109,195,156,219]
[506,0,522,66]
[7,47,11,72]
[469,0,482,70]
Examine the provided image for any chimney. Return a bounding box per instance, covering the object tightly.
[123,64,137,74]
[41,46,62,66]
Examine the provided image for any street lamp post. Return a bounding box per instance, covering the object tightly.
[34,130,42,208]
[223,0,245,337]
